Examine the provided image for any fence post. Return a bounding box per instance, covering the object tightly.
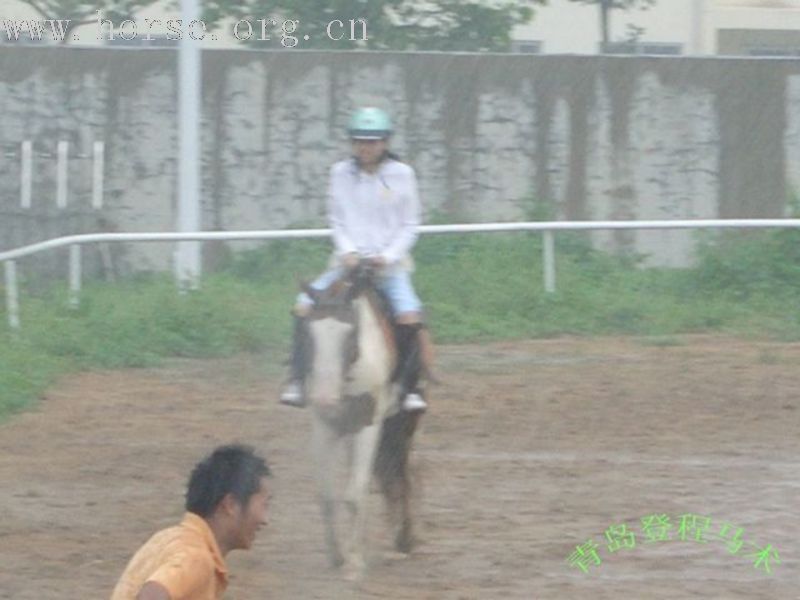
[175,0,202,291]
[69,245,81,309]
[92,141,104,209]
[56,140,69,209]
[543,230,556,293]
[4,261,20,330]
[20,140,32,209]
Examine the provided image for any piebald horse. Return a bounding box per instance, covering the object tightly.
[301,264,421,579]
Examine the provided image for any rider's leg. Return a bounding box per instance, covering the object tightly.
[394,316,429,412]
[380,271,429,412]
[279,267,343,408]
[279,305,311,407]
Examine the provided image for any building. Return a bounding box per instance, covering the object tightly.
[512,0,800,56]
[711,0,800,55]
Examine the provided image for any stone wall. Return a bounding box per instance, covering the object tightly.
[1,47,798,276]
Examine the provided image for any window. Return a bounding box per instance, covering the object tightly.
[600,41,683,55]
[745,46,800,56]
[511,39,542,54]
[718,29,800,56]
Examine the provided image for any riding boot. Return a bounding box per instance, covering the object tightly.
[394,323,428,412]
[279,315,308,408]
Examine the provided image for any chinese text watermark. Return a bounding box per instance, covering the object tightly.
[567,512,780,575]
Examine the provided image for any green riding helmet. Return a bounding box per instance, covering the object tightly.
[348,107,392,140]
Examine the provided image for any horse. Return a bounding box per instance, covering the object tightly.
[300,264,422,580]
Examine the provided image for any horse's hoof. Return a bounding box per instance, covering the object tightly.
[384,549,411,561]
[342,561,365,582]
[328,552,345,569]
[394,532,417,554]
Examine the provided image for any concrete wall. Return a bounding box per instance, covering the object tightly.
[0,47,798,277]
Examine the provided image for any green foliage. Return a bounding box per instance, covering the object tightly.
[567,0,657,45]
[410,228,800,341]
[691,229,800,298]
[202,0,543,51]
[14,0,160,35]
[568,0,656,9]
[3,225,800,420]
[0,337,64,418]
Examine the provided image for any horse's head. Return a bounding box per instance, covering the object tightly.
[302,264,378,410]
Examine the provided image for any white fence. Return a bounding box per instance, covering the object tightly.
[6,139,106,210]
[2,218,800,330]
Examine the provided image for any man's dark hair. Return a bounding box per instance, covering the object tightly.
[185,444,271,518]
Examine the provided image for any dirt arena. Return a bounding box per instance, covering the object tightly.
[0,335,798,599]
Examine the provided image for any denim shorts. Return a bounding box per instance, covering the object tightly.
[296,267,423,315]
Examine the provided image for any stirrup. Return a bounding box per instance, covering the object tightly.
[279,381,306,408]
[402,392,427,413]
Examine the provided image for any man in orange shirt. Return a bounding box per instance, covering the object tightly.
[110,444,271,600]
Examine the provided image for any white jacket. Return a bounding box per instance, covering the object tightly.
[328,158,420,268]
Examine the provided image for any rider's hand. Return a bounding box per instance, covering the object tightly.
[342,252,360,269]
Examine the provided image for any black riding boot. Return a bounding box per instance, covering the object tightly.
[393,323,427,412]
[279,315,308,408]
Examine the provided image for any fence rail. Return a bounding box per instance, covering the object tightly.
[3,218,800,330]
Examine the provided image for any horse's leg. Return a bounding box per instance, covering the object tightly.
[311,416,344,568]
[343,418,383,580]
[379,466,411,553]
[376,413,402,548]
[391,477,414,554]
[399,411,422,553]
[391,437,414,555]
[377,411,420,554]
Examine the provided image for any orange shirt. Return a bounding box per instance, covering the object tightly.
[110,513,228,600]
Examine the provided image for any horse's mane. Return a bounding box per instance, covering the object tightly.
[308,266,397,364]
[309,265,383,310]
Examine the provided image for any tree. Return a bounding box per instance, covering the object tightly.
[0,0,159,44]
[567,0,656,50]
[11,0,161,43]
[202,0,545,52]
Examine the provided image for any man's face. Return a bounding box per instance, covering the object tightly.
[232,478,270,550]
[352,138,387,168]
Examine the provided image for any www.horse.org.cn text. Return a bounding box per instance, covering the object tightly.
[0,11,369,47]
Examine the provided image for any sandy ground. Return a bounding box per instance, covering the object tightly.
[0,335,798,599]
